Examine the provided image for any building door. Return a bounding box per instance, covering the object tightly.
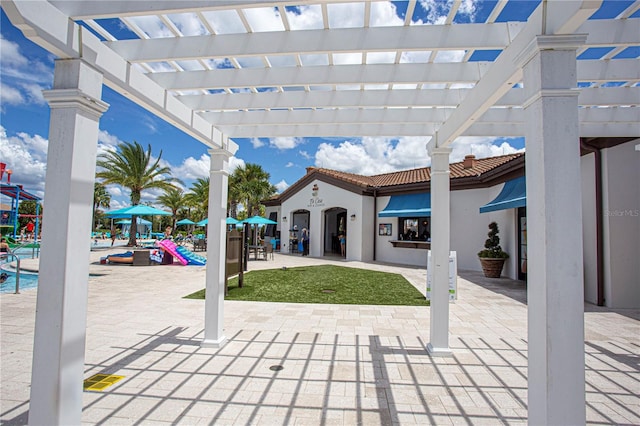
[518,207,527,281]
[322,207,346,256]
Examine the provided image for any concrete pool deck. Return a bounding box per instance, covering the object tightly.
[1,246,638,425]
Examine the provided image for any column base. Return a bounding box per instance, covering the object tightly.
[201,336,228,349]
[427,343,452,357]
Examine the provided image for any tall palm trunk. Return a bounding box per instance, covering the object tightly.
[128,215,138,247]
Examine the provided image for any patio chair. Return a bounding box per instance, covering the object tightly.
[263,243,274,260]
[193,238,207,252]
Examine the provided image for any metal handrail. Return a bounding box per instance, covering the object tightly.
[10,241,40,259]
[0,252,21,294]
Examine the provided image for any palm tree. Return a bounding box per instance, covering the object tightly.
[184,177,210,221]
[93,182,111,231]
[96,141,181,246]
[157,187,185,232]
[230,164,277,217]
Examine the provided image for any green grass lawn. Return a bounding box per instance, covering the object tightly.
[184,265,429,306]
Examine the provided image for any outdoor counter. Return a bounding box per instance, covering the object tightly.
[389,240,431,250]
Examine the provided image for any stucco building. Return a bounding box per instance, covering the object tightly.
[266,138,639,309]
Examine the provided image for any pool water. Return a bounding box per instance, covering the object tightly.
[1,247,40,294]
[0,270,38,293]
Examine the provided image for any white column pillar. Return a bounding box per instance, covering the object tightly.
[30,59,108,425]
[202,147,232,348]
[427,146,452,356]
[517,35,587,425]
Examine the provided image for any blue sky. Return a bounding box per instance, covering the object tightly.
[1,0,636,210]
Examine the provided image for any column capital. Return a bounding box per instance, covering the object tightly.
[208,147,233,159]
[431,147,452,156]
[208,147,233,174]
[43,88,109,119]
[515,34,587,68]
[430,147,452,175]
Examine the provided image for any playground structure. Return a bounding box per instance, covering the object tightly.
[0,162,42,243]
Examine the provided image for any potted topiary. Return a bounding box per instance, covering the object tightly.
[478,221,509,278]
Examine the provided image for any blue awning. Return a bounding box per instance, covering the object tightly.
[378,193,430,217]
[479,176,526,213]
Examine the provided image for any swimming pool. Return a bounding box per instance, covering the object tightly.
[0,269,38,294]
[0,247,40,294]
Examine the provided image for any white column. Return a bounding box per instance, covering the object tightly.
[517,35,587,425]
[427,146,452,356]
[30,59,108,425]
[202,147,232,348]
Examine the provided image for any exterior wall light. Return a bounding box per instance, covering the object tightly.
[282,216,287,221]
[350,214,356,220]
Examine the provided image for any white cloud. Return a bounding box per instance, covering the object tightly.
[270,137,301,150]
[275,179,289,193]
[243,7,285,32]
[327,2,365,28]
[251,138,265,148]
[172,153,246,182]
[0,82,25,106]
[0,34,29,68]
[299,150,312,160]
[0,125,47,196]
[285,162,294,168]
[370,1,406,27]
[228,156,246,173]
[314,135,523,176]
[173,153,211,180]
[201,9,247,34]
[286,5,324,31]
[128,16,174,38]
[168,13,208,36]
[107,186,123,198]
[419,0,478,24]
[21,83,47,105]
[0,35,52,108]
[450,137,524,162]
[97,129,123,157]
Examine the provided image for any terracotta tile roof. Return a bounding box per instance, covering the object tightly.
[371,167,431,187]
[306,153,523,188]
[272,153,524,203]
[448,153,523,180]
[304,167,376,188]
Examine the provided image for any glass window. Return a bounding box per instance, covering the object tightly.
[398,217,430,241]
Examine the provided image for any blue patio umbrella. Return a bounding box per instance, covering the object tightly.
[175,218,196,226]
[241,215,277,225]
[114,218,152,225]
[242,215,277,245]
[197,217,240,226]
[105,205,171,217]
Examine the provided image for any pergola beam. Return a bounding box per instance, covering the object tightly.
[149,62,489,91]
[107,23,519,62]
[149,58,637,92]
[180,86,640,111]
[50,0,305,19]
[105,19,635,64]
[218,120,636,139]
[202,105,640,128]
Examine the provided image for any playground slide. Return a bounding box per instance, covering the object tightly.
[157,239,188,265]
[175,245,206,266]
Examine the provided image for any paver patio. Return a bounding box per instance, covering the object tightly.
[1,247,638,425]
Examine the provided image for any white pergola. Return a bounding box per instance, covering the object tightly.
[3,1,639,424]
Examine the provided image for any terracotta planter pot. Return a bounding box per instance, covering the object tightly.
[479,257,506,278]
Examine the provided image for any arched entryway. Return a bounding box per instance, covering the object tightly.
[323,207,346,257]
[286,209,309,254]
